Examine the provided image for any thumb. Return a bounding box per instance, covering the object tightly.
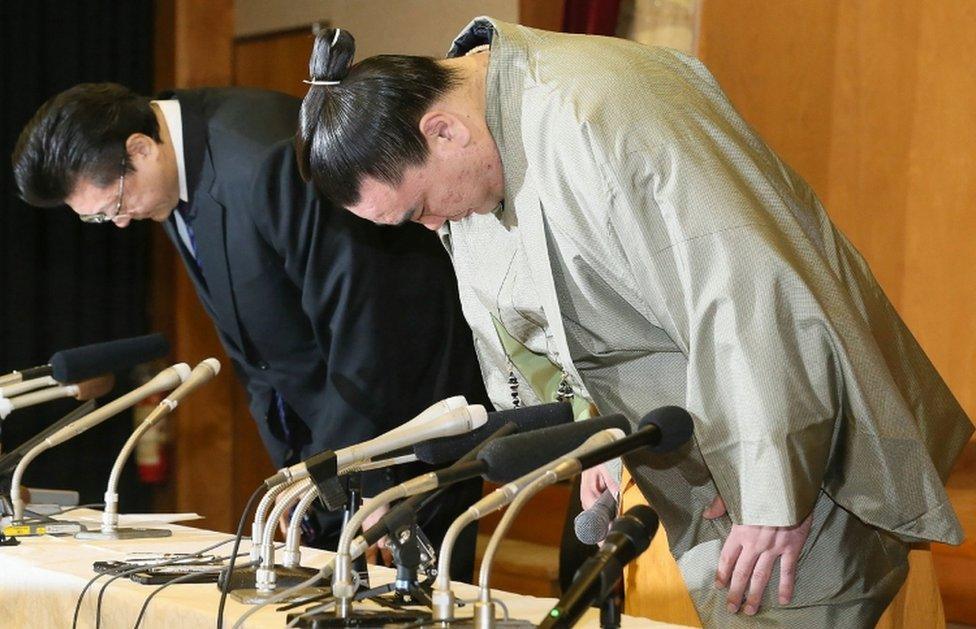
[702,494,727,520]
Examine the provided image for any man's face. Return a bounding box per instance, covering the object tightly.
[65,138,179,228]
[349,152,503,231]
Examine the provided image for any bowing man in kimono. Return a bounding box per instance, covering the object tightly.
[293,18,973,627]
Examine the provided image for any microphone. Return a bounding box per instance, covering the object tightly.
[7,362,190,521]
[263,403,488,488]
[78,359,221,540]
[1,377,53,400]
[429,426,628,622]
[48,333,170,383]
[476,414,634,483]
[378,395,468,438]
[574,406,694,472]
[541,505,659,628]
[0,333,167,389]
[0,364,56,387]
[574,489,618,545]
[413,402,573,465]
[356,404,572,551]
[0,375,115,420]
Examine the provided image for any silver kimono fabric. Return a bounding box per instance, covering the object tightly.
[443,16,973,627]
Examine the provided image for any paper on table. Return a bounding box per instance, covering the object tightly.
[70,511,204,526]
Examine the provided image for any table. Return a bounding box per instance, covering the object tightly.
[0,510,686,628]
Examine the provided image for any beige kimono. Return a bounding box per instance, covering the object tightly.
[442,17,972,627]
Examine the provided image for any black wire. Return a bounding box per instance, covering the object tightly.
[216,483,267,629]
[132,556,259,629]
[72,571,110,629]
[82,536,236,629]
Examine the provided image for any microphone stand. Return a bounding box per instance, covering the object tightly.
[229,474,368,604]
[296,521,434,627]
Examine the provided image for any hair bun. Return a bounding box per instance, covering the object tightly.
[309,27,355,84]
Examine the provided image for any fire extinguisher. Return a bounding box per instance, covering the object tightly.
[132,362,170,484]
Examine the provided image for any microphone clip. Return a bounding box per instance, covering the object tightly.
[305,451,346,511]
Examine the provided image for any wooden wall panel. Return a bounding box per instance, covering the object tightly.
[234,29,317,99]
[696,0,976,622]
[154,0,275,534]
[519,0,565,31]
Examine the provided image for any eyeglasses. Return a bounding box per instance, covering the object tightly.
[79,159,127,224]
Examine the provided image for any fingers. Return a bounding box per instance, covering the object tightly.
[579,468,603,511]
[598,463,620,495]
[725,545,761,614]
[715,536,742,589]
[380,545,394,567]
[702,495,727,520]
[778,550,798,605]
[742,551,776,615]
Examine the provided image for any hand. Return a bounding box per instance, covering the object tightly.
[580,463,620,511]
[703,495,812,615]
[361,499,394,566]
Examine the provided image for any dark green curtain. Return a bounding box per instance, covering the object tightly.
[1,2,155,509]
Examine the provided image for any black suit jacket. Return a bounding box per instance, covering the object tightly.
[158,88,489,482]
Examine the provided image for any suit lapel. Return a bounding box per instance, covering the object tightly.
[175,94,248,354]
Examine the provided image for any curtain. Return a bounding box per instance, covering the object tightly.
[562,0,622,35]
[0,1,155,510]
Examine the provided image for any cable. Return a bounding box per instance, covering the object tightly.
[132,556,259,629]
[73,572,111,629]
[285,599,336,628]
[217,484,267,629]
[77,536,235,629]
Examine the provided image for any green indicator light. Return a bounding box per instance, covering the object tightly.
[550,609,560,618]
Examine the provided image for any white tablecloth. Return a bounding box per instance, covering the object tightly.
[0,510,686,628]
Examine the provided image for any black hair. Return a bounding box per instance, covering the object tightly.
[296,27,460,208]
[11,83,160,207]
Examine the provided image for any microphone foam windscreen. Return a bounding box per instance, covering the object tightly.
[414,402,573,465]
[637,406,694,453]
[478,414,632,483]
[50,333,170,383]
[612,504,659,560]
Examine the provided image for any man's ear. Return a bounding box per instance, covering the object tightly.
[419,111,471,151]
[124,133,157,162]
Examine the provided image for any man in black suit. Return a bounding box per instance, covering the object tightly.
[12,83,488,577]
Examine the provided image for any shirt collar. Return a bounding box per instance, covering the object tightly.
[151,99,189,205]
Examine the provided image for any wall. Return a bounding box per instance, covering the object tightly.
[235,0,518,58]
[696,0,976,621]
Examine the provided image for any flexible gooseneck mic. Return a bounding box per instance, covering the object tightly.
[473,429,628,627]
[263,396,470,488]
[428,415,633,622]
[278,401,575,567]
[228,412,620,627]
[77,359,220,540]
[0,375,115,421]
[8,363,190,521]
[248,405,489,601]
